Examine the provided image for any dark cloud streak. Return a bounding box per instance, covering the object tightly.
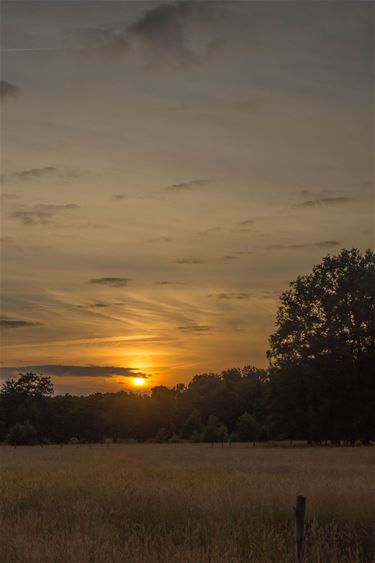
[0,317,41,329]
[267,241,341,250]
[10,204,79,225]
[174,258,207,265]
[293,197,352,208]
[90,277,132,287]
[177,324,213,333]
[163,179,207,193]
[0,365,147,379]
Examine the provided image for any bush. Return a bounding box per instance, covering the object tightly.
[168,433,184,443]
[155,428,169,443]
[6,421,38,445]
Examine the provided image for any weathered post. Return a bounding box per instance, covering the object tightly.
[295,495,306,563]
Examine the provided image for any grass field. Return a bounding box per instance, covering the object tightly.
[0,444,374,562]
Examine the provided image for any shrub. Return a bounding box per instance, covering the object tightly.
[168,433,184,443]
[6,421,38,445]
[155,428,169,443]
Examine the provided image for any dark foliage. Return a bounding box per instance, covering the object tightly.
[6,421,38,445]
[0,249,373,445]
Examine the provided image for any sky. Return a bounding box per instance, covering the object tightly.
[0,0,373,394]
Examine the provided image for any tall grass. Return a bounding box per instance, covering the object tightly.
[0,444,374,562]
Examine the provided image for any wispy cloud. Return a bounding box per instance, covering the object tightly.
[0,364,147,379]
[209,293,251,300]
[237,219,255,226]
[177,323,213,334]
[112,194,126,200]
[293,197,352,208]
[163,179,207,193]
[77,303,109,309]
[0,80,20,102]
[267,240,341,250]
[154,281,186,286]
[0,317,40,329]
[174,258,207,265]
[1,166,81,184]
[1,166,57,183]
[10,203,79,225]
[90,277,132,287]
[221,255,239,261]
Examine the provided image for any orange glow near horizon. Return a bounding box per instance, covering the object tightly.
[132,377,146,387]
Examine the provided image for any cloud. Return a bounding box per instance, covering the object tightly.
[154,281,186,286]
[0,80,20,102]
[174,258,207,265]
[112,194,126,200]
[177,323,213,334]
[1,166,58,184]
[293,197,352,208]
[1,166,80,185]
[0,237,12,244]
[314,240,342,248]
[0,364,147,379]
[221,255,239,261]
[0,317,40,329]
[90,277,132,287]
[237,219,255,226]
[267,241,341,250]
[69,1,223,68]
[77,303,109,309]
[209,293,251,300]
[9,203,79,225]
[163,179,207,193]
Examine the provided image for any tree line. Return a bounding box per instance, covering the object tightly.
[1,248,374,445]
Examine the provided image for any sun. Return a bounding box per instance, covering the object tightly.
[132,377,146,387]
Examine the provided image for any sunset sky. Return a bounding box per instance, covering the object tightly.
[0,0,373,394]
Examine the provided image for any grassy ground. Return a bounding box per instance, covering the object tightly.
[0,444,374,562]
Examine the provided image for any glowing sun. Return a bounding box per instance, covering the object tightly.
[132,377,146,387]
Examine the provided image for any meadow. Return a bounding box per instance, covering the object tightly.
[0,444,374,563]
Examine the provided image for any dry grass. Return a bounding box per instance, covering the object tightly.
[0,444,374,562]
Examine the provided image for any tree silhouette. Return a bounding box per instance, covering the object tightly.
[268,248,375,443]
[236,412,258,443]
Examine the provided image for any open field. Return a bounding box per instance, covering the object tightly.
[0,444,374,563]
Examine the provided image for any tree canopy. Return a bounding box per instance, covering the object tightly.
[268,248,375,443]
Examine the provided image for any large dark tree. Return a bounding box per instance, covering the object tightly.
[0,373,54,440]
[268,248,375,443]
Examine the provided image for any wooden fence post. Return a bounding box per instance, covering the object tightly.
[295,495,306,563]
